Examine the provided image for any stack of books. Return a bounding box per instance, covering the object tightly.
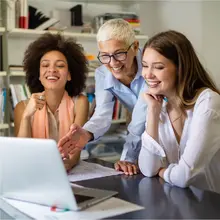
[0,88,7,124]
[93,12,140,34]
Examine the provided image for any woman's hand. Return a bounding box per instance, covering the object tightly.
[114,161,139,175]
[143,92,163,112]
[158,168,166,179]
[58,124,92,156]
[22,91,46,119]
[62,149,81,172]
[143,92,164,142]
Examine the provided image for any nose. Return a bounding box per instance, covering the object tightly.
[48,65,57,72]
[109,56,119,66]
[142,67,154,79]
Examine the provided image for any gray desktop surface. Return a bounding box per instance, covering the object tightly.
[74,158,220,219]
[2,158,220,219]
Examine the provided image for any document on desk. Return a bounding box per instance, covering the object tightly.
[4,197,144,220]
[68,160,123,182]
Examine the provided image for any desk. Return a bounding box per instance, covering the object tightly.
[75,158,220,219]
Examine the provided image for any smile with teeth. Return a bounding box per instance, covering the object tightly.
[46,76,59,80]
[147,81,161,88]
[112,66,123,71]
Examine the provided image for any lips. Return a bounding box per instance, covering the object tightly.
[112,66,123,73]
[46,76,59,80]
[147,81,161,88]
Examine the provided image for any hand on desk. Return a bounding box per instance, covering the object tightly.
[114,161,139,175]
[58,124,92,156]
[62,149,81,172]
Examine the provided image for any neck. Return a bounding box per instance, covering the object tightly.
[45,89,65,114]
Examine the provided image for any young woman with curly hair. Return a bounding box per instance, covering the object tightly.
[14,33,89,171]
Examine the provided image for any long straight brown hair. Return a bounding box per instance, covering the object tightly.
[143,30,220,109]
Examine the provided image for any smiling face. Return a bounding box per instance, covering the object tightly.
[98,39,138,81]
[39,50,71,91]
[142,48,177,98]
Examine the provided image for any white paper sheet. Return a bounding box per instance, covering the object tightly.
[4,197,144,220]
[68,161,123,182]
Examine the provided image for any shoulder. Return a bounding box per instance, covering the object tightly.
[194,89,220,115]
[74,94,89,106]
[14,100,28,115]
[95,65,109,78]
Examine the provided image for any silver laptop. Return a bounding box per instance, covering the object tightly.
[0,137,117,211]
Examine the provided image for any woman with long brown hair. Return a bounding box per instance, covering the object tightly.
[138,30,220,193]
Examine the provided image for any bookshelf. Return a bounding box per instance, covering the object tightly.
[0,71,7,76]
[111,119,126,124]
[0,124,9,130]
[8,28,148,40]
[0,27,5,35]
[9,71,96,77]
[1,0,149,138]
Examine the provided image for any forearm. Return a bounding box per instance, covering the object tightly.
[146,107,160,143]
[83,104,114,140]
[139,132,167,177]
[138,144,164,177]
[16,116,32,137]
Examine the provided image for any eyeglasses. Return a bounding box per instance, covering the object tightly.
[97,43,134,64]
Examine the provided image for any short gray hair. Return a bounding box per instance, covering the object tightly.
[96,18,136,46]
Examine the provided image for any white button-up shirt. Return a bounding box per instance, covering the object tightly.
[138,89,220,194]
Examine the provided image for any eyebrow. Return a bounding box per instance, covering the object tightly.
[99,48,127,54]
[142,61,165,65]
[40,59,67,63]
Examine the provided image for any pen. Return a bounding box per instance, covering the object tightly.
[50,205,70,212]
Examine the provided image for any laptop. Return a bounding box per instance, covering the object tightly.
[0,137,117,211]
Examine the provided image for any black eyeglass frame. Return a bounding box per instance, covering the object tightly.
[97,42,134,64]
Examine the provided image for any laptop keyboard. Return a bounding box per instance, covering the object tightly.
[74,194,94,204]
[71,186,94,204]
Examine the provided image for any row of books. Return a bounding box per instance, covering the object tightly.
[2,0,59,30]
[10,84,30,108]
[2,0,28,30]
[93,12,141,34]
[0,88,7,124]
[112,98,127,121]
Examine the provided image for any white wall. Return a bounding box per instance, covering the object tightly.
[201,1,220,88]
[7,1,220,88]
[140,1,220,89]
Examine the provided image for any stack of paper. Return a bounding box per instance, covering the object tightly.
[68,160,123,182]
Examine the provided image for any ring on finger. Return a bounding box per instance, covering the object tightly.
[39,95,44,100]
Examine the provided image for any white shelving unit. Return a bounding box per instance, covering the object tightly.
[88,72,95,77]
[8,28,148,40]
[0,27,9,135]
[10,71,26,76]
[0,27,6,35]
[1,0,149,137]
[0,71,7,76]
[9,71,96,77]
[0,124,9,130]
[111,119,126,124]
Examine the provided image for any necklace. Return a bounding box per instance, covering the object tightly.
[171,113,182,123]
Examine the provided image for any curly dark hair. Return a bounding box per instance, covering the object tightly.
[23,33,88,97]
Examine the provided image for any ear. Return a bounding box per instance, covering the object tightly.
[133,40,139,54]
[67,72,71,81]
